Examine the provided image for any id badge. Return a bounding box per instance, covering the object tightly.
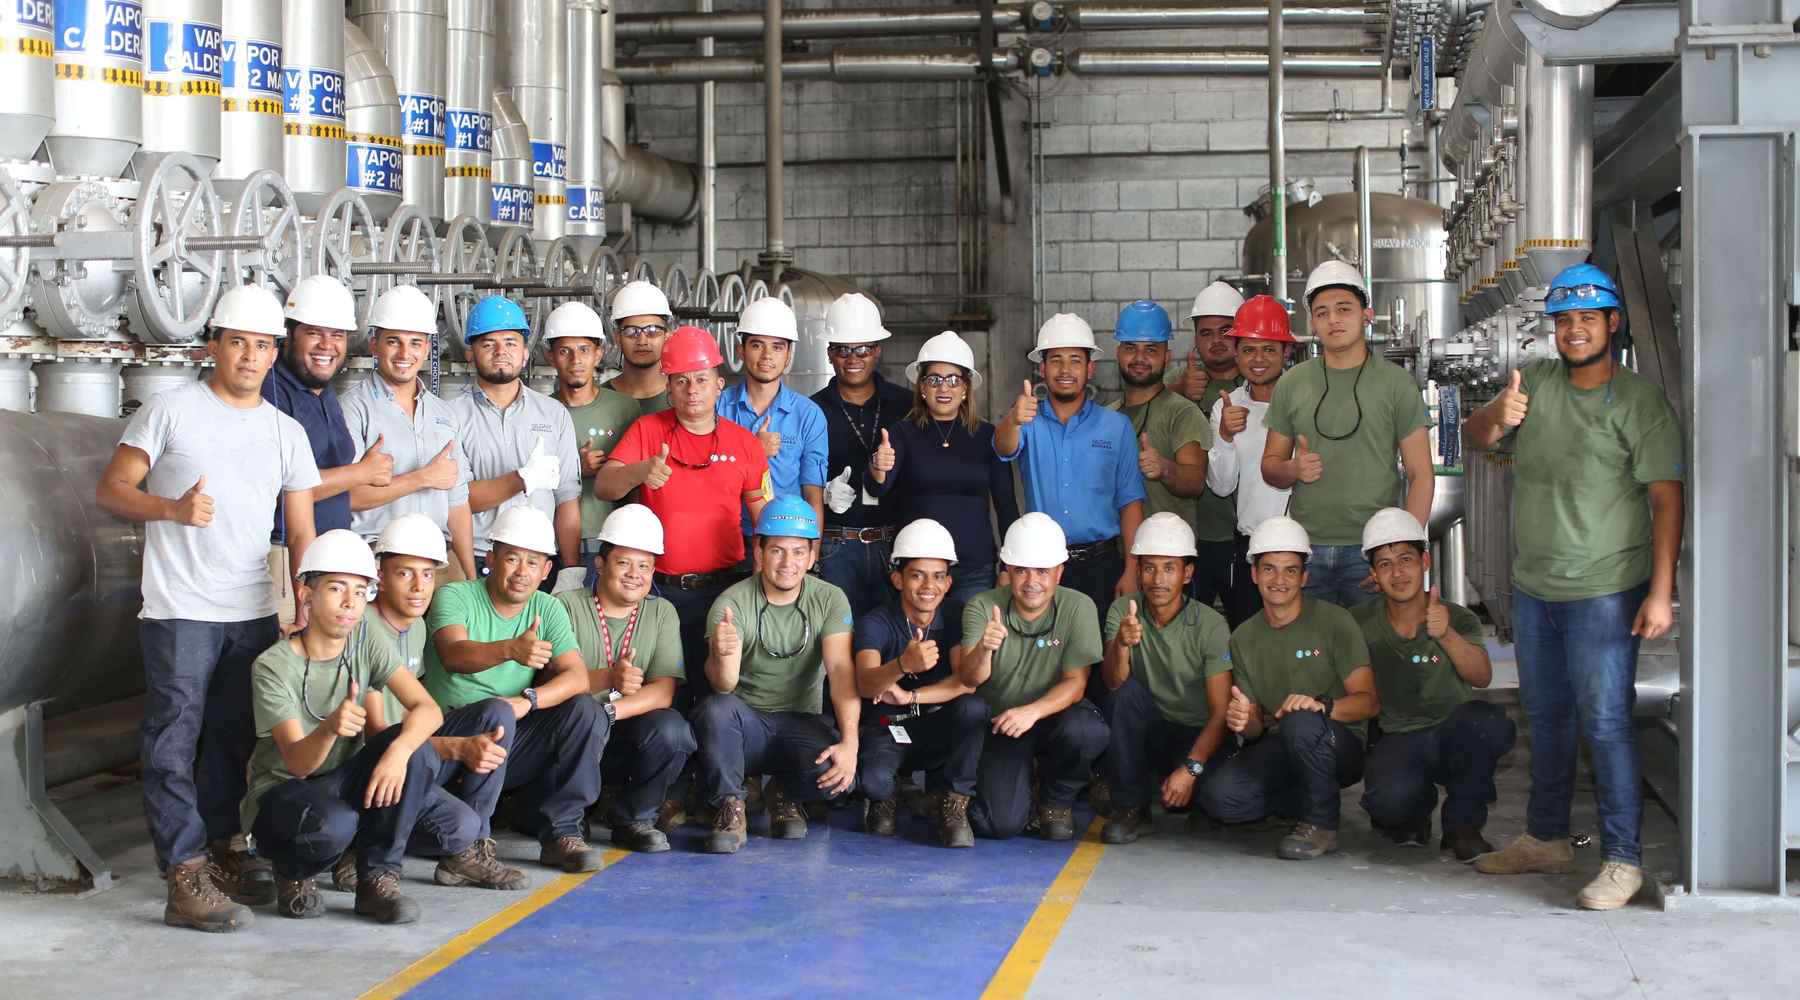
[862,486,879,506]
[888,724,913,744]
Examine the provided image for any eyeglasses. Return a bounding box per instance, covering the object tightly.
[617,324,668,339]
[828,345,876,359]
[921,373,965,389]
[757,595,814,659]
[1545,284,1612,306]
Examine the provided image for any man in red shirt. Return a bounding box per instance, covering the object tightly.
[598,326,773,687]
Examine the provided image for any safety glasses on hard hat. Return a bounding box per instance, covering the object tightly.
[1545,284,1614,307]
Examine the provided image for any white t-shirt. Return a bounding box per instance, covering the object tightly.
[1207,386,1292,537]
[120,382,322,622]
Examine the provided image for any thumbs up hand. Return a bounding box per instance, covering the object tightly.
[1118,599,1144,648]
[980,604,1008,651]
[359,434,396,487]
[461,725,509,774]
[871,427,896,474]
[824,465,857,514]
[330,679,367,738]
[1220,394,1250,442]
[644,443,673,490]
[578,435,606,476]
[509,616,553,669]
[1181,348,1209,402]
[1137,433,1168,482]
[610,647,644,696]
[712,606,742,659]
[519,434,562,493]
[420,440,461,490]
[900,624,938,674]
[1498,368,1530,428]
[755,414,782,460]
[1293,434,1324,485]
[1424,585,1450,640]
[1011,380,1039,426]
[1225,684,1254,734]
[171,475,214,527]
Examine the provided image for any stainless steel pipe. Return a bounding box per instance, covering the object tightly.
[615,49,1022,83]
[1268,1,1287,305]
[1064,2,1374,29]
[764,0,784,263]
[1066,48,1382,76]
[614,2,1371,41]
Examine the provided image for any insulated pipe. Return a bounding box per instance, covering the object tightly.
[444,0,494,222]
[614,50,1022,83]
[697,0,717,273]
[1066,48,1382,76]
[1268,1,1287,306]
[566,0,606,240]
[1064,2,1373,29]
[1356,145,1373,298]
[615,3,1371,41]
[765,0,784,265]
[489,90,535,230]
[343,20,405,222]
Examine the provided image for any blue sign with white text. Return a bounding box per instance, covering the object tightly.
[283,65,345,120]
[446,108,491,153]
[348,142,402,194]
[400,92,445,142]
[147,20,220,79]
[1417,36,1436,111]
[490,182,533,226]
[566,185,604,227]
[16,0,52,32]
[56,0,143,60]
[531,140,567,182]
[221,36,280,93]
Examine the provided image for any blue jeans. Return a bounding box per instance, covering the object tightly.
[817,535,893,620]
[1302,543,1375,608]
[1197,710,1365,829]
[1360,701,1517,832]
[947,561,996,608]
[1513,582,1649,866]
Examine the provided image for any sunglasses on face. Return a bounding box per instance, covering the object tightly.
[921,373,965,389]
[828,345,875,359]
[618,325,668,339]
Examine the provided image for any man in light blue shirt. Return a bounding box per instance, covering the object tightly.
[716,297,829,539]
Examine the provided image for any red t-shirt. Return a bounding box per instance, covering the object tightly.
[610,410,772,575]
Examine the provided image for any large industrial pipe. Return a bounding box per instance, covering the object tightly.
[614,2,1373,41]
[1356,144,1373,296]
[136,0,224,176]
[765,0,785,266]
[0,2,54,162]
[216,1,286,201]
[1066,48,1383,76]
[350,0,450,224]
[444,0,494,221]
[1519,50,1591,285]
[343,20,405,222]
[697,0,717,272]
[615,49,1023,83]
[1268,1,1287,305]
[1064,2,1374,29]
[283,0,348,214]
[489,90,534,230]
[496,0,568,241]
[566,0,606,242]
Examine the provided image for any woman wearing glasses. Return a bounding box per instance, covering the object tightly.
[866,331,1020,607]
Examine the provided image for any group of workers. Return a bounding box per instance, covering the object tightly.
[95,252,1683,935]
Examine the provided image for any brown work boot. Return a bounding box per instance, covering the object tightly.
[704,797,748,854]
[1442,827,1495,863]
[936,792,974,849]
[1474,833,1575,875]
[354,869,421,924]
[1037,804,1076,842]
[744,775,764,812]
[164,856,253,932]
[656,797,689,833]
[206,838,276,906]
[329,849,357,893]
[435,838,529,890]
[865,798,898,836]
[1101,806,1148,845]
[275,876,322,919]
[766,782,808,840]
[539,834,606,873]
[1277,822,1339,859]
[1087,774,1113,817]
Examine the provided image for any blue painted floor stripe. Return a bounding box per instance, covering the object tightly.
[404,808,1092,998]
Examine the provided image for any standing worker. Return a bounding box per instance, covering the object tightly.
[1260,260,1435,606]
[340,284,478,582]
[1462,263,1684,911]
[96,285,321,932]
[716,297,830,538]
[1178,281,1247,608]
[1109,299,1212,540]
[606,280,675,414]
[542,301,642,580]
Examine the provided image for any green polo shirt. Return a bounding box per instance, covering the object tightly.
[1353,599,1483,734]
[706,575,853,714]
[1227,599,1372,739]
[561,387,644,538]
[362,606,428,728]
[422,580,579,710]
[556,589,684,688]
[1109,388,1212,527]
[1192,376,1242,543]
[960,587,1103,715]
[1105,593,1231,727]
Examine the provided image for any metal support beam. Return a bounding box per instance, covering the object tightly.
[0,702,112,892]
[1511,2,1679,64]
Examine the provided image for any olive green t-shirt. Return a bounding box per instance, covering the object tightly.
[1193,376,1243,543]
[363,606,428,729]
[1110,389,1212,527]
[243,631,399,831]
[422,581,579,710]
[1352,598,1482,734]
[960,586,1103,715]
[556,589,684,690]
[706,575,853,714]
[1104,593,1231,727]
[1264,354,1431,546]
[1507,360,1683,601]
[1227,599,1372,739]
[562,387,644,538]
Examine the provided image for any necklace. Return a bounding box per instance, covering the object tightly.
[932,418,957,449]
[299,622,361,722]
[594,593,642,664]
[1007,597,1059,639]
[1312,356,1368,441]
[834,393,882,459]
[756,586,813,659]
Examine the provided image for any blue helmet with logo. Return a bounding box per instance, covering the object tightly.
[1114,300,1174,343]
[464,294,530,344]
[1544,263,1622,315]
[755,495,821,540]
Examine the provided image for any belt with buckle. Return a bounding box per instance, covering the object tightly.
[1066,537,1119,562]
[653,569,741,591]
[822,525,897,543]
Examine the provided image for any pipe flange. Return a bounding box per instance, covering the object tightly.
[133,154,226,344]
[30,180,131,342]
[378,203,444,353]
[309,187,381,332]
[228,169,305,302]
[442,214,495,359]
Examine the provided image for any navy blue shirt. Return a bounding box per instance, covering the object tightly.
[996,397,1147,545]
[261,360,356,540]
[810,373,915,530]
[852,597,964,719]
[868,418,1019,574]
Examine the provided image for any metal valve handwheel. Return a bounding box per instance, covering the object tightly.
[309,186,380,331]
[227,169,304,300]
[0,165,33,328]
[135,153,226,344]
[442,213,496,353]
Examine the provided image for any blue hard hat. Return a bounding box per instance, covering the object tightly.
[755,495,821,540]
[464,295,530,344]
[1114,300,1174,343]
[1544,263,1622,315]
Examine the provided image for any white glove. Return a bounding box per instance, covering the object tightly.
[824,465,857,514]
[551,566,588,594]
[519,434,562,494]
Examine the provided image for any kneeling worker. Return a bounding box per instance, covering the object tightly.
[556,503,693,853]
[854,518,985,848]
[1199,516,1379,859]
[423,506,610,872]
[956,513,1109,841]
[1098,513,1233,845]
[697,496,859,854]
[245,531,445,924]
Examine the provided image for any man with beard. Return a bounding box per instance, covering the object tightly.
[449,295,584,590]
[811,292,915,618]
[717,297,828,539]
[1205,295,1296,626]
[1177,281,1247,609]
[1109,300,1211,529]
[606,280,674,415]
[542,301,642,582]
[1462,263,1683,911]
[265,276,394,624]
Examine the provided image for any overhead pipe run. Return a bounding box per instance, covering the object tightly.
[1063,2,1376,29]
[616,49,1024,84]
[762,0,786,274]
[1066,48,1384,76]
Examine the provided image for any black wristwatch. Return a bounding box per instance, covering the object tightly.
[602,700,617,723]
[1183,758,1206,778]
[522,687,539,712]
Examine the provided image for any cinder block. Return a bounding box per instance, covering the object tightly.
[1208,119,1266,150]
[1055,93,1116,125]
[1044,272,1092,301]
[1147,122,1207,152]
[1064,241,1120,271]
[1177,178,1238,209]
[1179,240,1239,270]
[1042,212,1091,242]
[1092,271,1149,302]
[1042,124,1091,156]
[1151,269,1201,301]
[1115,92,1174,124]
[1119,180,1179,210]
[1172,91,1234,122]
[1120,241,1178,271]
[1150,210,1209,241]
[1092,211,1150,241]
[1208,210,1254,240]
[1091,124,1150,154]
[1060,181,1119,212]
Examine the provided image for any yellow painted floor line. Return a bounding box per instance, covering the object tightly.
[981,820,1109,1000]
[359,847,632,1000]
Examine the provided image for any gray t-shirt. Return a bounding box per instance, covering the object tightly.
[339,373,472,543]
[120,382,321,621]
[447,382,582,554]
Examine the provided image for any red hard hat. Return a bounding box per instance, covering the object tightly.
[1231,295,1297,343]
[660,325,725,375]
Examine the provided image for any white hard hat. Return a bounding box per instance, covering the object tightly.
[1361,507,1428,556]
[596,502,665,556]
[737,297,798,342]
[374,512,449,568]
[284,274,358,332]
[1188,280,1246,320]
[488,505,557,556]
[368,284,437,336]
[1246,515,1312,563]
[1028,313,1098,363]
[904,330,983,389]
[544,301,607,343]
[823,292,890,344]
[296,528,379,581]
[211,284,287,339]
[609,280,672,323]
[1302,259,1368,306]
[890,518,958,565]
[1130,512,1198,559]
[998,512,1069,569]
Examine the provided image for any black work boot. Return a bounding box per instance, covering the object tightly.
[703,797,747,854]
[1102,806,1148,845]
[164,856,253,932]
[865,798,898,836]
[206,838,276,906]
[354,869,421,924]
[1037,804,1076,842]
[1442,826,1495,863]
[435,838,530,889]
[936,792,974,849]
[610,821,672,853]
[766,782,808,840]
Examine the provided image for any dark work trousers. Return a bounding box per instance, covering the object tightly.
[970,700,1109,840]
[503,695,608,843]
[601,707,697,825]
[1360,701,1517,833]
[1059,545,1123,708]
[691,692,844,806]
[1197,710,1366,829]
[1101,677,1207,812]
[407,698,517,856]
[1190,538,1235,609]
[818,535,894,621]
[1223,534,1263,628]
[249,724,440,881]
[654,577,734,707]
[858,694,989,801]
[140,615,278,872]
[945,562,997,611]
